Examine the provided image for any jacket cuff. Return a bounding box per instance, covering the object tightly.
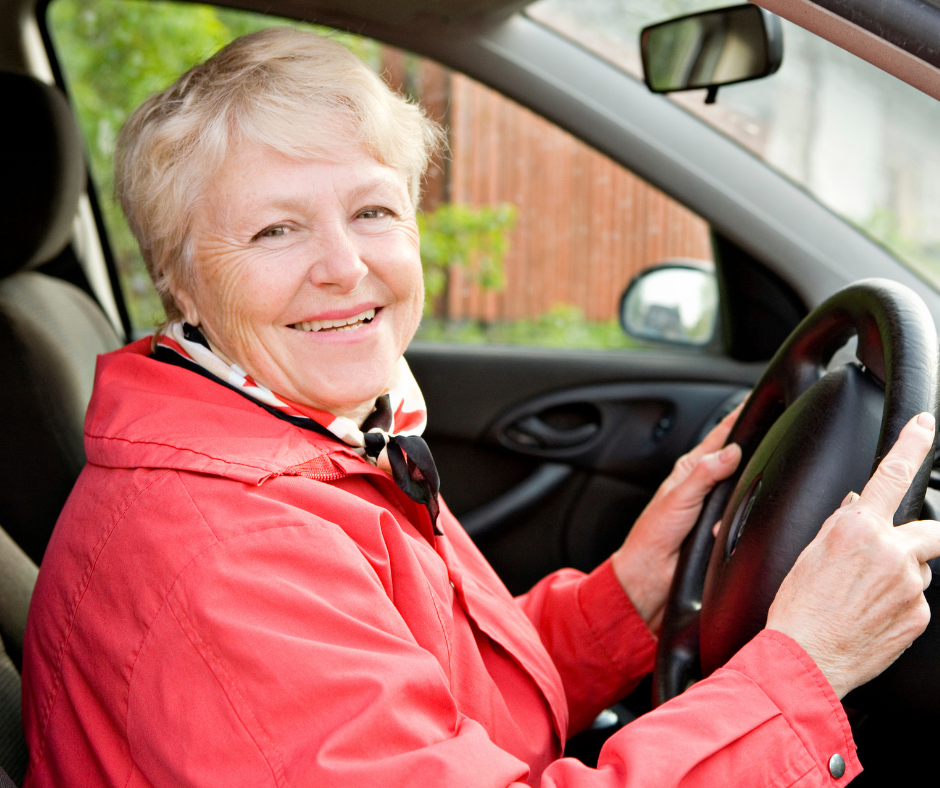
[722,629,862,784]
[576,558,657,677]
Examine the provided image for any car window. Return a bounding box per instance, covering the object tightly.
[47,0,716,351]
[529,0,940,293]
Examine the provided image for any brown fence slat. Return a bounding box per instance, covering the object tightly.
[413,68,712,324]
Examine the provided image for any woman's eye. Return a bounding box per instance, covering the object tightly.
[254,225,289,240]
[358,207,394,220]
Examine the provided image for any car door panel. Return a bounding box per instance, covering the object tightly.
[407,342,761,593]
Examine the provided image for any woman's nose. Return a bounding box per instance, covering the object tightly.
[310,220,368,292]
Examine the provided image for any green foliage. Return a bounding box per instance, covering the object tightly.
[417,203,517,312]
[415,303,640,350]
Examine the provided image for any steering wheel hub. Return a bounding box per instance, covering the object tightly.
[701,363,885,675]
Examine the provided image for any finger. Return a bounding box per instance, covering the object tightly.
[668,404,745,490]
[920,561,932,591]
[895,519,940,564]
[859,413,936,520]
[840,490,860,507]
[690,400,747,460]
[667,444,742,512]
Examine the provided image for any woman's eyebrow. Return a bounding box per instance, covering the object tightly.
[261,176,404,214]
[345,175,406,203]
[265,193,318,214]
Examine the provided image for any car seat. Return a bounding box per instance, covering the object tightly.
[0,71,124,785]
[0,71,123,565]
[0,526,37,786]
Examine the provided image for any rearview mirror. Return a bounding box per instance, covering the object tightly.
[620,262,719,347]
[641,4,783,103]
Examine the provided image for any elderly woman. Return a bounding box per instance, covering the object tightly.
[21,28,940,788]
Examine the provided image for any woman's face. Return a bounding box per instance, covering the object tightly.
[173,141,424,420]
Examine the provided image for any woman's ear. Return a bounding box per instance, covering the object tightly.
[170,284,201,327]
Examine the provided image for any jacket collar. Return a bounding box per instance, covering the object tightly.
[84,339,371,486]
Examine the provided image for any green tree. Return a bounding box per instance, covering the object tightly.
[417,202,517,315]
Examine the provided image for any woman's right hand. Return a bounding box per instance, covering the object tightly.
[766,412,940,699]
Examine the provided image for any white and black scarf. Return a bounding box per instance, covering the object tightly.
[153,321,441,531]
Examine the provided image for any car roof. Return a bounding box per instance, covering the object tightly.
[4,0,940,95]
[221,0,940,67]
[268,0,530,25]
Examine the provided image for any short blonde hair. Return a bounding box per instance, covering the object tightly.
[115,27,444,323]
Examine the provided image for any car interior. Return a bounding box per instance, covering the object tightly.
[4,0,940,784]
[0,68,124,786]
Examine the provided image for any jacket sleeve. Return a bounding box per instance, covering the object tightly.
[518,560,861,786]
[127,516,859,788]
[516,559,657,733]
[540,630,862,787]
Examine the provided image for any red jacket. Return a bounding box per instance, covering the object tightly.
[21,340,860,787]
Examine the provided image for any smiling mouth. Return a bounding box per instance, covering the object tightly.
[290,308,377,333]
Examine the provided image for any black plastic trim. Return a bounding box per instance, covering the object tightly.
[459,462,573,539]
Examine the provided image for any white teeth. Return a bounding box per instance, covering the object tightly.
[292,308,376,332]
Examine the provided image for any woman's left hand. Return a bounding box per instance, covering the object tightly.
[611,404,743,634]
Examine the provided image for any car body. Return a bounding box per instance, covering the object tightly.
[2,0,940,784]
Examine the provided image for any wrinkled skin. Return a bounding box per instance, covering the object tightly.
[173,140,425,425]
[767,412,940,699]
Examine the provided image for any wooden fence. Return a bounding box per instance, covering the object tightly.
[387,53,713,324]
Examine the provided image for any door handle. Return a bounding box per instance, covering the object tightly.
[507,415,599,449]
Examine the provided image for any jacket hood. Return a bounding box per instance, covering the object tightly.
[84,339,367,485]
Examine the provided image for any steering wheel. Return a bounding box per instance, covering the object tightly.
[653,278,940,716]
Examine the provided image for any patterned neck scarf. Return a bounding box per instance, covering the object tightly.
[153,321,441,532]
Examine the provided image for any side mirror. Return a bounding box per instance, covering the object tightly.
[620,262,719,347]
[641,4,783,103]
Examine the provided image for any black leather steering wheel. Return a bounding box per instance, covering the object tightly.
[654,278,940,716]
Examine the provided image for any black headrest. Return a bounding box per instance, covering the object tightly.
[0,72,86,278]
